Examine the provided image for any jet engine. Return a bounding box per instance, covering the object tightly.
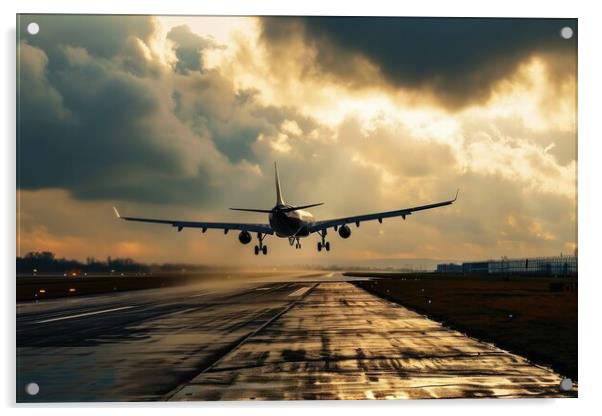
[338,224,351,239]
[238,230,252,244]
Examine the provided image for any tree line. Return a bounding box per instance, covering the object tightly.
[16,251,150,274]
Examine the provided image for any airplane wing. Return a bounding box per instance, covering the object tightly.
[308,190,459,233]
[113,207,274,235]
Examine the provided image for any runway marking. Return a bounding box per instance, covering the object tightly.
[34,306,136,323]
[288,286,310,297]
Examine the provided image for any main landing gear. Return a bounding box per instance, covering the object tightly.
[254,233,268,255]
[317,229,330,252]
[289,236,302,249]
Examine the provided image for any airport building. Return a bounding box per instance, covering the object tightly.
[436,255,577,276]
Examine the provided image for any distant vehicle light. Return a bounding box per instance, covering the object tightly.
[69,288,76,293]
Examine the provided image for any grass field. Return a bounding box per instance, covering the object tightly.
[353,274,577,380]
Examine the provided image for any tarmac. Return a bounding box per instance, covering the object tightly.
[16,272,575,402]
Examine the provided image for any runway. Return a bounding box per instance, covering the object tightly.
[16,272,574,402]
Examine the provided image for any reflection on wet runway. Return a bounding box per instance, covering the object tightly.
[17,273,575,402]
[169,282,575,400]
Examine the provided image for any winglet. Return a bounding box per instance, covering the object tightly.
[113,206,121,219]
[453,188,460,202]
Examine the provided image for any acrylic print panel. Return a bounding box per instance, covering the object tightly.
[16,14,577,402]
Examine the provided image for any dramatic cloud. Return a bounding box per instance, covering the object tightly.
[16,15,577,265]
[260,17,577,108]
[167,25,223,74]
[19,15,156,63]
[17,15,318,206]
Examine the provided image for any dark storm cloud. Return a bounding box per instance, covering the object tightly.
[17,15,323,206]
[167,25,223,74]
[170,74,265,164]
[170,71,320,164]
[17,15,217,204]
[260,17,577,108]
[18,40,208,204]
[19,15,156,68]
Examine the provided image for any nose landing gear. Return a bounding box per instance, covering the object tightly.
[254,245,268,255]
[289,236,302,249]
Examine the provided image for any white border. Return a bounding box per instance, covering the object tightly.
[3,1,600,415]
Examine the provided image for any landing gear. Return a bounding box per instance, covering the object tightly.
[317,241,330,252]
[254,233,268,255]
[317,230,330,252]
[289,236,302,249]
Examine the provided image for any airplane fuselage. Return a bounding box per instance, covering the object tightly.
[269,205,314,238]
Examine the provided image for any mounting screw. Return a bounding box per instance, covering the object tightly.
[560,27,573,40]
[25,382,39,396]
[27,22,39,35]
[559,378,573,392]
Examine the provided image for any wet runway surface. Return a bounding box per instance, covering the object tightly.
[16,273,575,402]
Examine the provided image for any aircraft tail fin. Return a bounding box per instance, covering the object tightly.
[230,163,323,214]
[275,162,284,206]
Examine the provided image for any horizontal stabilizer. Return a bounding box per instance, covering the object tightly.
[230,208,273,213]
[230,202,323,214]
[280,203,324,212]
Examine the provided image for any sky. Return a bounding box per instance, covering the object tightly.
[16,15,577,266]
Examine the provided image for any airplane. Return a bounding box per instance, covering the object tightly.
[113,163,458,255]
